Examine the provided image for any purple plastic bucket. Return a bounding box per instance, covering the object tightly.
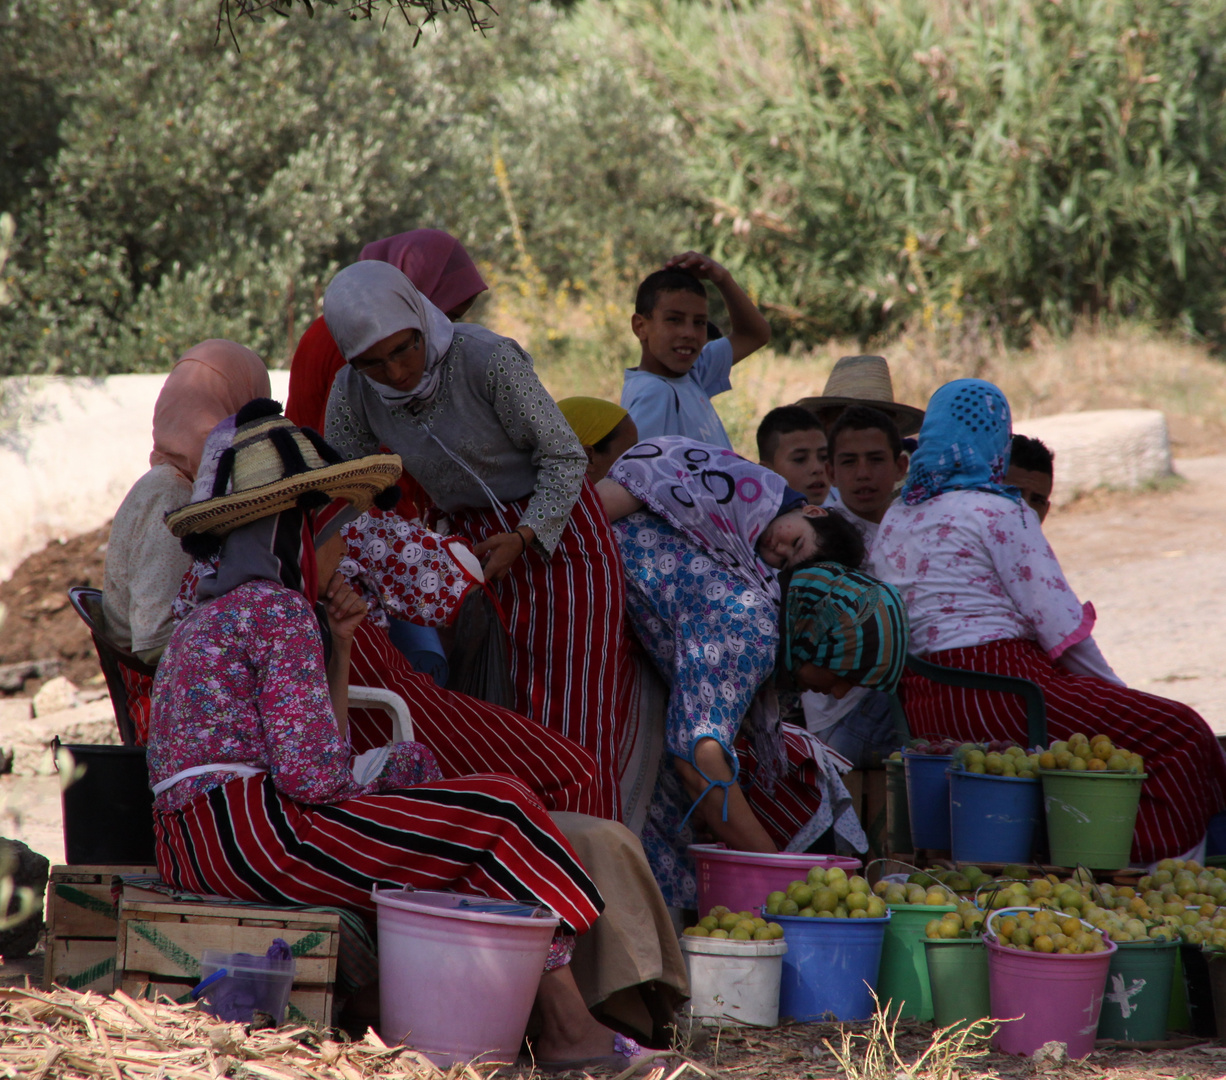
[689,845,862,916]
[986,936,1116,1057]
[372,888,559,1067]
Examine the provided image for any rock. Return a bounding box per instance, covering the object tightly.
[1014,408,1172,508]
[0,698,33,723]
[33,675,78,717]
[0,658,63,692]
[0,838,49,958]
[1031,1040,1067,1065]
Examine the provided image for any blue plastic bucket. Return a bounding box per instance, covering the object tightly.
[903,753,953,850]
[777,913,890,1022]
[948,769,1042,864]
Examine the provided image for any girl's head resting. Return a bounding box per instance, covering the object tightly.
[757,504,866,571]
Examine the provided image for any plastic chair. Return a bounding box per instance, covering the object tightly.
[890,652,1048,749]
[67,586,154,746]
[349,685,415,743]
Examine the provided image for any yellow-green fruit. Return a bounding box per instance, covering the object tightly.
[683,926,708,937]
[768,922,785,939]
[925,889,949,906]
[709,929,729,939]
[730,927,752,940]
[807,867,828,887]
[847,892,869,911]
[798,907,818,918]
[791,885,815,908]
[699,915,719,931]
[814,888,839,913]
[752,926,774,941]
[719,913,741,932]
[779,898,799,917]
[867,897,887,918]
[849,875,871,894]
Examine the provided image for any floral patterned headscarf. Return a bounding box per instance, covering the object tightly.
[901,379,1024,507]
[607,436,804,598]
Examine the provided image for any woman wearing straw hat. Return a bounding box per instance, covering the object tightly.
[321,261,629,820]
[150,400,653,1069]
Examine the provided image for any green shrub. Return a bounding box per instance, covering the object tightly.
[0,0,687,374]
[607,0,1226,345]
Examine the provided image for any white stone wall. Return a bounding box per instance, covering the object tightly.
[0,372,289,581]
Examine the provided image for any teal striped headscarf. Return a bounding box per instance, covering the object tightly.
[783,563,909,693]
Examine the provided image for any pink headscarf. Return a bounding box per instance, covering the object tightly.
[358,229,488,317]
[150,339,270,480]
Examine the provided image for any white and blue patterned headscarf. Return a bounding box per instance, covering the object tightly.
[902,379,1024,508]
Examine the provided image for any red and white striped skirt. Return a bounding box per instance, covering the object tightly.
[453,480,629,820]
[345,620,602,816]
[154,774,603,933]
[900,638,1226,862]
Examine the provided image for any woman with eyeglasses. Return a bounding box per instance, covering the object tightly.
[320,260,629,822]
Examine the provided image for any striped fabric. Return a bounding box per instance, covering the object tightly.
[900,638,1226,862]
[453,480,629,820]
[345,619,603,816]
[153,774,604,935]
[783,563,909,694]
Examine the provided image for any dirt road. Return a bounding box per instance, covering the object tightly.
[1046,455,1226,735]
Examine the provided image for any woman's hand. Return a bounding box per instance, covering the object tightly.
[473,526,535,581]
[322,571,366,644]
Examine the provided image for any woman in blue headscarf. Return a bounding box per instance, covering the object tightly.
[870,379,1226,863]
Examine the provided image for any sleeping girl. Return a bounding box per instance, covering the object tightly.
[595,435,906,906]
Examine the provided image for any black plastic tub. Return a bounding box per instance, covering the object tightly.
[55,742,157,865]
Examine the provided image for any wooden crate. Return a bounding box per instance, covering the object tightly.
[43,865,158,994]
[844,768,888,860]
[117,900,340,1028]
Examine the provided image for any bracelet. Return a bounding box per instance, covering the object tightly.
[515,528,528,555]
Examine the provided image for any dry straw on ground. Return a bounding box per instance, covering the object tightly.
[0,984,737,1080]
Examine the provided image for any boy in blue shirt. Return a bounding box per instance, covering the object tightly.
[621,251,771,449]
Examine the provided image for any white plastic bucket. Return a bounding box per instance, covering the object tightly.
[372,888,559,1066]
[681,936,788,1027]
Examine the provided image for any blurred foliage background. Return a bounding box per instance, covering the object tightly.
[3,0,1226,393]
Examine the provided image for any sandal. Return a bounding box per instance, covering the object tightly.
[536,1032,657,1073]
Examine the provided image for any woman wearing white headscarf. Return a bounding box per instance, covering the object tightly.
[322,262,629,821]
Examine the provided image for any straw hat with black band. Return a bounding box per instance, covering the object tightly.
[165,398,403,540]
[794,355,925,436]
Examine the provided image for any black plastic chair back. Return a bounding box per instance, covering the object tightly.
[67,586,156,746]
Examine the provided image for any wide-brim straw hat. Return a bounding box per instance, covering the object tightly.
[795,355,925,436]
[166,399,402,538]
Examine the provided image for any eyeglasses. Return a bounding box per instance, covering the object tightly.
[350,329,423,375]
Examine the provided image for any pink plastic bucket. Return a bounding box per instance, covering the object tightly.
[986,936,1116,1057]
[372,888,559,1067]
[689,844,862,915]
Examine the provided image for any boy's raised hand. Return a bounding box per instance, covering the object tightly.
[665,251,729,286]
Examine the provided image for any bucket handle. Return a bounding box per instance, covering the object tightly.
[864,858,958,905]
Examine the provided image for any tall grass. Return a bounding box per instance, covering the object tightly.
[595,0,1226,344]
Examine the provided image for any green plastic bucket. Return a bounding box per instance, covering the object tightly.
[879,903,955,1020]
[1168,945,1191,1033]
[1096,939,1177,1042]
[884,758,912,856]
[924,938,990,1032]
[1041,770,1146,870]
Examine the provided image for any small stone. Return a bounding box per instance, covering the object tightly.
[33,676,78,717]
[1032,1040,1067,1065]
[0,838,49,957]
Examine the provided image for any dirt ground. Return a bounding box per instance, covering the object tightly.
[2,460,1226,1079]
